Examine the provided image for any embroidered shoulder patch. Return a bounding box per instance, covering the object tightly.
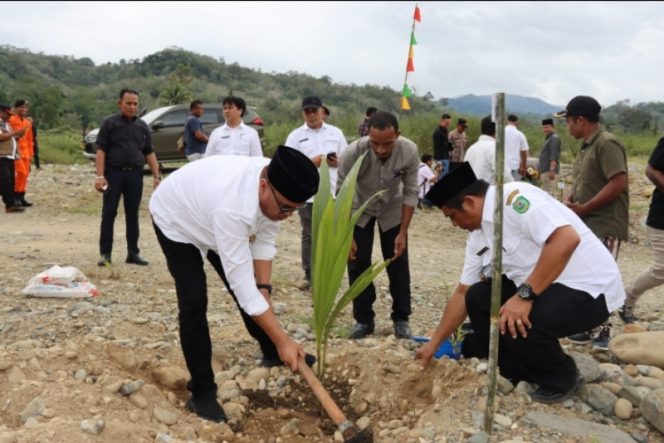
[505,189,520,206]
[512,196,530,214]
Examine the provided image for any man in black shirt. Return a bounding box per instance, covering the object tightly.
[94,88,161,267]
[622,136,664,323]
[432,113,452,178]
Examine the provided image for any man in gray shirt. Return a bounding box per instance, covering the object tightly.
[337,112,420,339]
[538,118,561,197]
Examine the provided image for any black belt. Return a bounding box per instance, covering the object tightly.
[110,165,142,171]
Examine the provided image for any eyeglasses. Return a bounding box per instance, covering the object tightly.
[267,182,305,213]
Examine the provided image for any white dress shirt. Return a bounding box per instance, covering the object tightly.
[285,122,347,202]
[0,120,17,159]
[149,156,278,316]
[464,135,513,185]
[205,122,262,157]
[504,125,529,170]
[460,182,625,312]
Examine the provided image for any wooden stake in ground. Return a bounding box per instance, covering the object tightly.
[484,92,505,434]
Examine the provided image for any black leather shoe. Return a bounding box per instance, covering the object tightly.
[126,251,148,266]
[20,198,33,207]
[260,352,316,368]
[5,205,25,213]
[97,254,112,267]
[531,373,585,404]
[349,322,374,339]
[185,395,227,423]
[394,320,412,339]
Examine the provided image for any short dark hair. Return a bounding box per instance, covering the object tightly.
[481,115,496,136]
[366,106,378,117]
[14,99,28,108]
[119,88,139,100]
[190,100,203,111]
[368,111,398,133]
[321,105,330,116]
[222,96,247,117]
[441,113,451,119]
[444,180,489,210]
[421,153,433,163]
[507,114,518,122]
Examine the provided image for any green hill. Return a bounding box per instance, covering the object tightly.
[0,45,439,133]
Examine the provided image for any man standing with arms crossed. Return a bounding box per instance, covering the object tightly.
[95,88,161,267]
[285,96,347,288]
[558,96,629,349]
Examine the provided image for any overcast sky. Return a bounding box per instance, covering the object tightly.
[3,1,664,108]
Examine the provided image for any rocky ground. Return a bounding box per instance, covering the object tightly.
[1,161,664,443]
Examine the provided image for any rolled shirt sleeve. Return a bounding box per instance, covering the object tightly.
[212,210,270,316]
[401,144,421,208]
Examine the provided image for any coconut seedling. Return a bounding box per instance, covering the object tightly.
[310,155,390,377]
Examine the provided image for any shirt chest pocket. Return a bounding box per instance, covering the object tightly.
[297,139,316,157]
[501,234,523,268]
[323,138,340,155]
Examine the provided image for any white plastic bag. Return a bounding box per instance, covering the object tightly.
[21,265,100,298]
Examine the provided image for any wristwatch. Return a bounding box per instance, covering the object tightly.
[256,284,272,294]
[516,283,536,301]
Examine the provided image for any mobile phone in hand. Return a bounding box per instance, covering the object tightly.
[326,152,337,160]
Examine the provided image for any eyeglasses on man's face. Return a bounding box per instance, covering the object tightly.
[268,182,305,213]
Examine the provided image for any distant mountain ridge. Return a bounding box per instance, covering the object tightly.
[442,94,562,117]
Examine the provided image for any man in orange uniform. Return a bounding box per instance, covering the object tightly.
[8,100,34,207]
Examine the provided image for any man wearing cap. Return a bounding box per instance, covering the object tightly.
[338,111,419,339]
[149,146,319,422]
[448,118,468,162]
[538,118,561,198]
[204,96,262,158]
[505,114,530,181]
[556,95,628,349]
[416,162,625,403]
[0,104,26,213]
[285,96,347,288]
[8,100,35,207]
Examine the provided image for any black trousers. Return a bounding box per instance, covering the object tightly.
[153,223,278,396]
[464,275,609,392]
[297,203,313,278]
[0,158,15,208]
[99,168,143,255]
[348,218,411,324]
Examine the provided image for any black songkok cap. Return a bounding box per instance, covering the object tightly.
[555,95,601,119]
[268,145,320,203]
[541,118,554,126]
[425,161,477,208]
